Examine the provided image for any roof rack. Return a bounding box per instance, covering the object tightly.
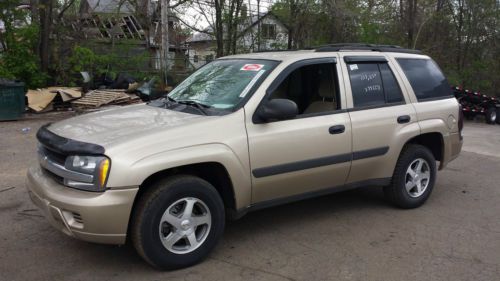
[311,43,423,54]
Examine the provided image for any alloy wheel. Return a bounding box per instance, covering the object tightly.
[405,158,431,198]
[158,197,211,254]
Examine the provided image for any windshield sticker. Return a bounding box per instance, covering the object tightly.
[349,64,359,71]
[241,64,265,71]
[239,70,266,98]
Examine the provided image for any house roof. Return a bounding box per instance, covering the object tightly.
[239,12,288,35]
[186,32,214,43]
[84,0,135,14]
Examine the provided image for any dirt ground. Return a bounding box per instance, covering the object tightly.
[0,112,499,281]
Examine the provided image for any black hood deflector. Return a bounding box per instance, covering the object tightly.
[36,124,105,156]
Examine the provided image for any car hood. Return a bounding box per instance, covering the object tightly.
[47,104,209,148]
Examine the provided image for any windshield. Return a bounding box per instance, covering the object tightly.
[167,59,278,110]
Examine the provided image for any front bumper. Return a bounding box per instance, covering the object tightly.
[26,165,138,244]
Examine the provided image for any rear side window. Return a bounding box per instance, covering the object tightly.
[347,62,404,108]
[396,58,452,101]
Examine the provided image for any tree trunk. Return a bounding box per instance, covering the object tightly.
[231,0,243,54]
[256,0,261,51]
[160,0,170,85]
[39,0,53,73]
[215,0,224,57]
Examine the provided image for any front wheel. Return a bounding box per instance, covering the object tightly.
[384,144,436,209]
[131,175,225,269]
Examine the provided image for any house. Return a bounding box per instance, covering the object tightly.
[75,0,190,74]
[239,12,289,52]
[185,29,217,69]
[185,12,289,68]
[79,0,135,15]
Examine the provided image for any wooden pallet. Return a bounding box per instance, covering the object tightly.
[71,90,139,108]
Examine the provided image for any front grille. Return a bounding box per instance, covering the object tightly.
[39,144,66,184]
[40,145,66,166]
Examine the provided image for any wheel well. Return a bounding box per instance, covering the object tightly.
[136,162,236,211]
[406,133,444,162]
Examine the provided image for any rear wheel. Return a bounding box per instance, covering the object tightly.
[485,106,497,124]
[496,107,500,124]
[384,144,436,209]
[131,175,225,269]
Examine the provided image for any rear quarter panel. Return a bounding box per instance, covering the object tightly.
[388,53,462,167]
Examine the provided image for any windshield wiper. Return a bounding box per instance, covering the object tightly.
[166,96,177,103]
[176,100,211,115]
[157,95,178,108]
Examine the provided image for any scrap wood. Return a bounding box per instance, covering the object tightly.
[110,94,141,105]
[26,87,83,112]
[47,87,82,102]
[71,90,139,108]
[55,87,82,100]
[26,89,57,112]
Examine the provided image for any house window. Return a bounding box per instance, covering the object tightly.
[261,24,276,40]
[205,54,214,62]
[193,55,199,63]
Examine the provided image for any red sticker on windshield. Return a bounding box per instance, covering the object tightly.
[241,64,264,71]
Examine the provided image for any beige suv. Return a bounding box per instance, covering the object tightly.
[26,44,463,269]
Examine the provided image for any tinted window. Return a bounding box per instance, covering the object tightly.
[396,58,452,100]
[347,63,403,107]
[379,63,404,103]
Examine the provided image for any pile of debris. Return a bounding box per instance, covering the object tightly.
[26,87,142,113]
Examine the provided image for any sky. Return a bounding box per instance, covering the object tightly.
[177,0,273,30]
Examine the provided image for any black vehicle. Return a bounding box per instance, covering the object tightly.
[453,86,500,124]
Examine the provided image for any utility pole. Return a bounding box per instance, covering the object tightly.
[257,0,261,51]
[160,0,169,86]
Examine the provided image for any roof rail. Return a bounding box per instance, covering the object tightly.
[311,43,423,54]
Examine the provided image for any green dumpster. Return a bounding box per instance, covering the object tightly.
[0,80,25,121]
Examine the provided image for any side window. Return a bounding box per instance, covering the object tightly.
[347,62,403,107]
[396,58,452,100]
[380,63,404,103]
[268,63,340,115]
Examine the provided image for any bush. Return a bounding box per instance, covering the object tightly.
[0,25,47,88]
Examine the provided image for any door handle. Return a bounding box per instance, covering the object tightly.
[397,115,411,124]
[329,125,345,134]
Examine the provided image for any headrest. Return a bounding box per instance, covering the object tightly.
[318,80,334,98]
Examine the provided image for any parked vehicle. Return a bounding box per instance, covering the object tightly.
[27,44,463,269]
[453,86,500,124]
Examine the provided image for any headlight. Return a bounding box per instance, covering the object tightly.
[64,155,111,192]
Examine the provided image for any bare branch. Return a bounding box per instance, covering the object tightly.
[57,0,77,20]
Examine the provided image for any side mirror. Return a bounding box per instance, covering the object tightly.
[256,99,298,123]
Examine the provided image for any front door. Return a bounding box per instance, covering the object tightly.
[246,59,353,204]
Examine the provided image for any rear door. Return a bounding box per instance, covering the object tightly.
[340,55,419,183]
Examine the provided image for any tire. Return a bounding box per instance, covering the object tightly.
[384,144,436,209]
[485,106,497,124]
[496,107,500,124]
[131,175,225,270]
